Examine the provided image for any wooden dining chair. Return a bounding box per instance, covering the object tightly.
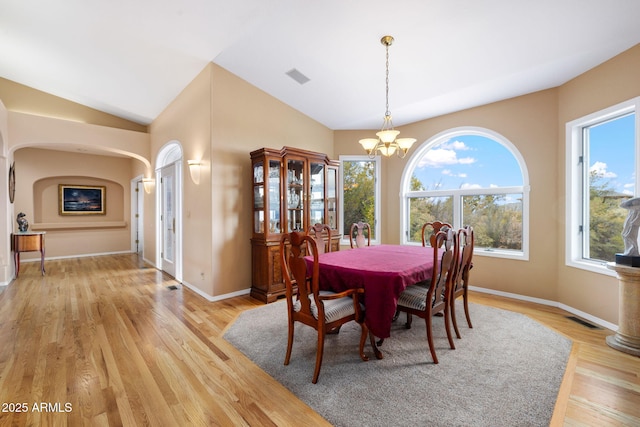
[307,223,332,254]
[396,227,458,364]
[349,221,371,248]
[280,231,370,383]
[421,220,452,247]
[450,226,474,339]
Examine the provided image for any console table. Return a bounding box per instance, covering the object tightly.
[12,231,46,277]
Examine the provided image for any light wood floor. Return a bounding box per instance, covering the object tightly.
[0,254,638,426]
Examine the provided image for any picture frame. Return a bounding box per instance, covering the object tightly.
[59,184,106,215]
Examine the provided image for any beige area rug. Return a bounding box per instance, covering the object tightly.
[224,300,572,427]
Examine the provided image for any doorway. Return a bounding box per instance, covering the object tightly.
[156,142,183,281]
[131,177,145,255]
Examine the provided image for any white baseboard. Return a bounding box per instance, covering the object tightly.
[19,250,133,262]
[470,286,617,332]
[180,280,251,302]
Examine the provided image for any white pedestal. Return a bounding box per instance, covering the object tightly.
[606,262,640,357]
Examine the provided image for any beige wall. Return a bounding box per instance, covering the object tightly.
[0,101,10,283]
[335,43,640,325]
[12,148,134,259]
[555,44,640,323]
[2,108,151,265]
[0,77,147,132]
[149,65,214,294]
[149,63,334,297]
[335,89,560,302]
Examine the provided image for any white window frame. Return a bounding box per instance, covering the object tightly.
[339,155,381,246]
[565,96,640,276]
[400,126,530,260]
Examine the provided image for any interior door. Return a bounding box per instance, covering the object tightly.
[161,163,177,278]
[134,179,144,254]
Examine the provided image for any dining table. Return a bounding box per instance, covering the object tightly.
[305,244,439,340]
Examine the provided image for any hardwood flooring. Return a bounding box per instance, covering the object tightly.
[0,254,638,426]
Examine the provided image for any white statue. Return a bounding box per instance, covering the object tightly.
[620,197,640,256]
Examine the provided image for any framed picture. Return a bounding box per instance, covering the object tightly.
[59,185,106,215]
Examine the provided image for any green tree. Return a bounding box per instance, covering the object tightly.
[463,194,522,250]
[588,171,627,261]
[343,161,376,239]
[407,175,454,242]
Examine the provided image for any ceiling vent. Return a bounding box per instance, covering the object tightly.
[286,68,310,85]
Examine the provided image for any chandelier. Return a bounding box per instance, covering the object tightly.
[359,35,416,159]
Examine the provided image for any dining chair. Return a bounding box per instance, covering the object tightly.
[450,226,474,338]
[421,221,452,247]
[349,221,371,248]
[396,226,458,364]
[280,231,371,383]
[307,223,332,254]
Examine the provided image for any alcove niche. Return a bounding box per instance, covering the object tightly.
[31,176,126,230]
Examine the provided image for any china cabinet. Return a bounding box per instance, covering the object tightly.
[250,147,340,303]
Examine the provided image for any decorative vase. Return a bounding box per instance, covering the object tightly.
[16,212,29,232]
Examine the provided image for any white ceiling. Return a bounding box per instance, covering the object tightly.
[2,1,640,130]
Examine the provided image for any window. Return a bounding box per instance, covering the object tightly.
[340,156,381,245]
[566,97,639,274]
[401,127,529,260]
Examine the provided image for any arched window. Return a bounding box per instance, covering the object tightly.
[400,127,530,260]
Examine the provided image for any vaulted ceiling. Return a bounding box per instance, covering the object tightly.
[2,1,640,130]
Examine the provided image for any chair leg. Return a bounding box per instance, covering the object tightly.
[369,331,383,360]
[312,329,325,384]
[425,312,438,364]
[463,291,473,328]
[444,305,455,350]
[358,322,370,362]
[284,320,294,365]
[405,312,413,329]
[451,296,462,339]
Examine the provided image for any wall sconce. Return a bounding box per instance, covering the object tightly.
[188,160,201,185]
[142,178,155,194]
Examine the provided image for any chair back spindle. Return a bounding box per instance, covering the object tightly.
[349,221,371,248]
[421,221,452,247]
[307,223,332,254]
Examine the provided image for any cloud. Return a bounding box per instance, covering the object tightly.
[418,146,476,168]
[441,140,471,151]
[590,161,617,178]
[458,157,476,164]
[442,169,468,178]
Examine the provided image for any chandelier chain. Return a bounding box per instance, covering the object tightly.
[385,42,390,118]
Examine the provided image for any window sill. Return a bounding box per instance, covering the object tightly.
[566,259,617,277]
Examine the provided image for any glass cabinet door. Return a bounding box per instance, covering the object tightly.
[310,162,325,226]
[286,159,305,231]
[267,159,281,234]
[327,166,337,229]
[253,161,265,233]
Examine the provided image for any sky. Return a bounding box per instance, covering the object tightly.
[411,134,523,191]
[588,113,635,196]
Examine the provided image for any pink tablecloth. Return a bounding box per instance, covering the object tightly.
[305,244,437,338]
